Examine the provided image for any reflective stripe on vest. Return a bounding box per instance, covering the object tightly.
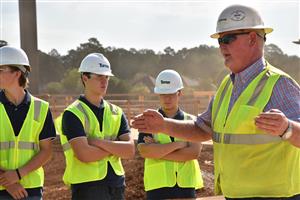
[0,141,39,150]
[33,98,41,121]
[212,132,282,144]
[76,102,90,135]
[212,78,231,127]
[61,102,90,152]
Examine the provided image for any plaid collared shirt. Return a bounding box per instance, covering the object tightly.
[196,57,300,130]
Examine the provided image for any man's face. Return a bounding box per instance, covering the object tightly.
[84,73,109,96]
[0,66,16,90]
[218,30,252,73]
[159,91,180,112]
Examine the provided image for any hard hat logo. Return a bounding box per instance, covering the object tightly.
[99,63,109,69]
[154,69,184,94]
[230,10,245,21]
[161,80,171,84]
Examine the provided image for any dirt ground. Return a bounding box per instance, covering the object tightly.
[43,139,214,200]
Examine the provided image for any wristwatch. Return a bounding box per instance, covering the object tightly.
[280,120,293,140]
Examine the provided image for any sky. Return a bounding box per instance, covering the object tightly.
[1,0,300,57]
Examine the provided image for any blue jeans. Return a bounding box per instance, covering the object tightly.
[71,184,125,200]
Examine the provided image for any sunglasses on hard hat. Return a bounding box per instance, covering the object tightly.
[218,32,250,45]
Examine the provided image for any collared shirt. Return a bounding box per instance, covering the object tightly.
[0,90,56,197]
[196,57,300,130]
[62,95,131,188]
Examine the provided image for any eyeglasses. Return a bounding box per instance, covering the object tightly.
[218,32,250,45]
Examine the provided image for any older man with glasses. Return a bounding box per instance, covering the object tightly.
[133,4,300,200]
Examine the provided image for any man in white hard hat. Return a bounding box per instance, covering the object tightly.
[0,46,56,200]
[137,69,203,200]
[133,4,300,199]
[55,53,135,200]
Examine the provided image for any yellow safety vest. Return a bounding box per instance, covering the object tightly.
[0,95,49,190]
[144,112,203,191]
[212,62,300,198]
[55,99,125,185]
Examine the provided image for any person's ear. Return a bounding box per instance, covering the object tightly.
[249,32,257,46]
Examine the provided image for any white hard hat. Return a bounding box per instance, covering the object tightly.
[211,5,273,38]
[154,69,184,94]
[0,46,30,72]
[79,53,114,76]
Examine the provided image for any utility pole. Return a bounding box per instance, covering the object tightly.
[19,0,39,94]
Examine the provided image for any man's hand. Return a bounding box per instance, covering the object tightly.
[143,136,156,144]
[0,170,20,187]
[132,109,165,133]
[255,109,289,136]
[5,183,28,200]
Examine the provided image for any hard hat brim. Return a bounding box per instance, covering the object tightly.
[93,71,114,76]
[210,27,273,38]
[79,69,114,76]
[1,64,31,72]
[154,87,183,94]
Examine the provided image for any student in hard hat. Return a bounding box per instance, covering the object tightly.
[55,53,135,200]
[133,4,300,199]
[137,69,203,200]
[0,46,56,200]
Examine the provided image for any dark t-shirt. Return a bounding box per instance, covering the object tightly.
[138,108,196,199]
[0,90,56,197]
[62,95,131,188]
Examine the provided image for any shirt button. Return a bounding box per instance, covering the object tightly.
[14,108,18,111]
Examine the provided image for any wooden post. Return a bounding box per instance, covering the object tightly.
[19,0,39,94]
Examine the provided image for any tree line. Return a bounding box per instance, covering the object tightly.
[36,37,300,94]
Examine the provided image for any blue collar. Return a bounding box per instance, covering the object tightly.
[158,108,184,120]
[0,90,31,106]
[79,95,105,109]
[230,57,266,84]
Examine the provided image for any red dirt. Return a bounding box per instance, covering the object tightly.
[43,139,214,200]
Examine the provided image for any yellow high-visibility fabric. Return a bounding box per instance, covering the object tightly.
[212,63,300,198]
[144,112,203,191]
[56,100,124,185]
[0,96,49,190]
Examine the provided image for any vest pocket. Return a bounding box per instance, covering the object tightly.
[231,105,260,133]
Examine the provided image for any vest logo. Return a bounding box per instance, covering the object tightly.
[99,63,109,68]
[161,80,170,84]
[230,10,245,21]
